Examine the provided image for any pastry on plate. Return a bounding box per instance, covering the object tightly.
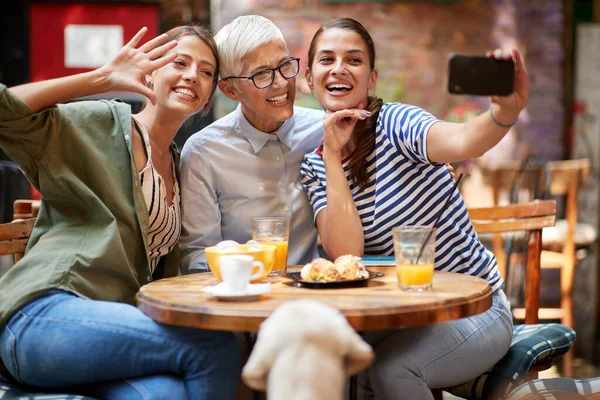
[300,258,340,282]
[334,255,369,280]
[300,255,368,282]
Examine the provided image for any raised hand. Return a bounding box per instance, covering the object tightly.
[97,27,178,104]
[322,106,371,157]
[487,48,529,117]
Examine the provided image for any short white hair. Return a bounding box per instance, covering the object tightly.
[215,15,288,79]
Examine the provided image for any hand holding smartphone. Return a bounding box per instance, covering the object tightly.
[447,54,514,96]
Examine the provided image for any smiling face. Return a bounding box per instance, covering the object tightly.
[150,35,217,118]
[219,40,296,133]
[306,28,377,112]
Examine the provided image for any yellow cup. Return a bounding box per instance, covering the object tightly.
[205,244,276,283]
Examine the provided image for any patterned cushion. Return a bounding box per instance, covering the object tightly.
[507,377,600,399]
[0,351,97,399]
[446,323,576,400]
[0,381,95,399]
[0,366,96,400]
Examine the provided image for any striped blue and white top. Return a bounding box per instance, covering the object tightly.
[134,120,181,275]
[300,102,503,292]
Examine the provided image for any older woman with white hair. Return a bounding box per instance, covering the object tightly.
[179,15,324,274]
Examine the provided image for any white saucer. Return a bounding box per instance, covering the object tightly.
[202,282,271,302]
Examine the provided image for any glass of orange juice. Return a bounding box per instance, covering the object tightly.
[392,226,435,291]
[251,217,290,276]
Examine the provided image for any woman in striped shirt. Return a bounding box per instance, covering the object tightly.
[301,18,529,399]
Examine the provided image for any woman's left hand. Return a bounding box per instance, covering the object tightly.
[489,48,529,117]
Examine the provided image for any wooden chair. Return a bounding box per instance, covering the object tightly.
[480,159,593,376]
[7,199,42,263]
[4,197,40,264]
[481,159,593,324]
[445,200,576,400]
[13,199,41,220]
[0,219,34,263]
[468,200,557,324]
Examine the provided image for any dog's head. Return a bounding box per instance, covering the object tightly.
[242,299,374,391]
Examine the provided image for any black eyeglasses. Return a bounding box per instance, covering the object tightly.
[223,58,300,89]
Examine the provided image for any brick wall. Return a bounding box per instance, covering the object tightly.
[161,0,211,31]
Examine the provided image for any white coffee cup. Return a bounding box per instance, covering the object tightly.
[219,254,265,293]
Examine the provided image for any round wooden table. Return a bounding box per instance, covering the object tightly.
[137,266,493,331]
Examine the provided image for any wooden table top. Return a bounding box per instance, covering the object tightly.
[136,266,493,332]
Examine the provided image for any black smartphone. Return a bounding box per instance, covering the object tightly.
[447,54,514,96]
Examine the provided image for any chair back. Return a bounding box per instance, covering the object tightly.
[508,155,551,204]
[8,200,41,264]
[481,160,590,253]
[13,200,41,220]
[481,159,590,202]
[0,219,34,263]
[481,159,591,326]
[468,200,557,324]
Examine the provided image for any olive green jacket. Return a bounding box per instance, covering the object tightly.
[0,84,180,326]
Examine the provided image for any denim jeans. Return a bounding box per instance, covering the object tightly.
[0,290,240,400]
[358,290,513,400]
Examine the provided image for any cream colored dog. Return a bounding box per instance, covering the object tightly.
[242,299,374,400]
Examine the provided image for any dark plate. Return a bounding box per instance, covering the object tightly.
[286,271,384,289]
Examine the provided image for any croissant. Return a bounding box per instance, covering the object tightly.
[300,255,368,282]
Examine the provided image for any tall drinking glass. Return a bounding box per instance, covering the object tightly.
[392,226,435,291]
[251,217,290,276]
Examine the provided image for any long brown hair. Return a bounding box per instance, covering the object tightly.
[154,25,220,117]
[308,18,383,190]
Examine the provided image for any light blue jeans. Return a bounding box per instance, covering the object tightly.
[0,290,240,400]
[358,290,513,400]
